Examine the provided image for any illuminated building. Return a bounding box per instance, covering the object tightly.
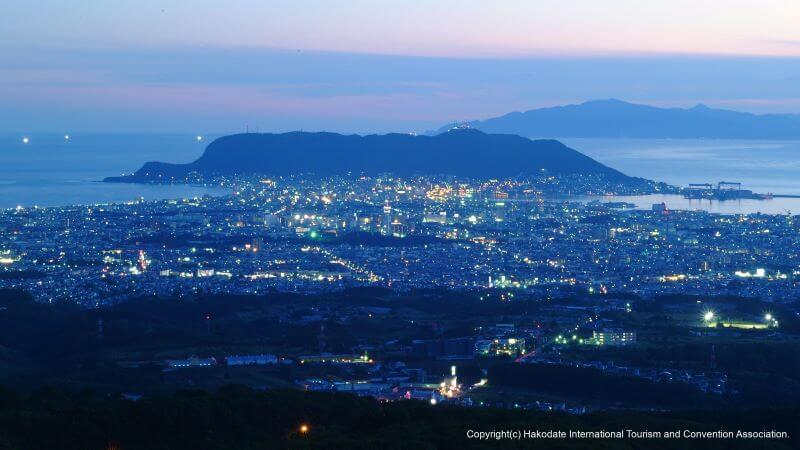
[592,329,636,346]
[197,268,215,277]
[475,338,526,356]
[382,203,392,235]
[137,250,149,271]
[438,365,461,399]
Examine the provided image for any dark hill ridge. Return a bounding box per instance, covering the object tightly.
[434,99,800,139]
[105,129,631,182]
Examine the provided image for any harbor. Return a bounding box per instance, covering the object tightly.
[683,181,774,200]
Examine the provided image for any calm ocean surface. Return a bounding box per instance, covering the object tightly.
[558,138,800,215]
[0,133,228,209]
[560,138,800,195]
[3,134,800,214]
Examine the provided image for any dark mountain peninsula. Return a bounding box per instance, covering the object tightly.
[435,99,800,139]
[105,129,631,182]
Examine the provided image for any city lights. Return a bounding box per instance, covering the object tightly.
[4,2,800,444]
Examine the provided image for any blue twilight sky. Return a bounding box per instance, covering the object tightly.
[2,0,800,133]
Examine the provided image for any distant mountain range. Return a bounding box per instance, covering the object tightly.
[434,99,800,139]
[104,129,630,182]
